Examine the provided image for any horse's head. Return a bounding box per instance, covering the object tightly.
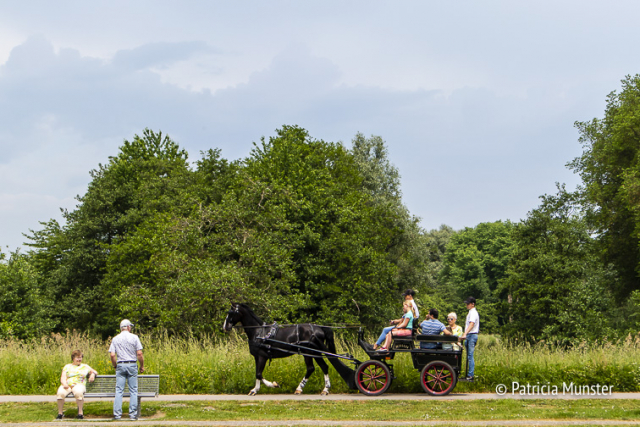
[222,303,242,332]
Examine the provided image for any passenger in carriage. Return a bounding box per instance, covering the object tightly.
[373,301,415,351]
[442,312,463,351]
[419,308,452,349]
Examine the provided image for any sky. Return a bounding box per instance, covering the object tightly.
[1,1,640,252]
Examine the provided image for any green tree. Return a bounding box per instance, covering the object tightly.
[423,225,456,290]
[244,126,401,325]
[437,221,514,333]
[27,129,195,336]
[350,133,431,300]
[440,221,514,302]
[0,250,55,339]
[350,133,401,204]
[25,126,424,336]
[569,74,640,300]
[102,173,303,334]
[501,187,613,342]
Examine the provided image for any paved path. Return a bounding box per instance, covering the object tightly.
[2,393,640,402]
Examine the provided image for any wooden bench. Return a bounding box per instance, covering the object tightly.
[65,375,160,418]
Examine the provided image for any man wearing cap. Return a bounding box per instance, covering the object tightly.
[109,319,144,420]
[402,289,420,319]
[461,297,479,381]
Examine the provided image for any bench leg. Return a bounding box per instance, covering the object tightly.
[137,397,142,418]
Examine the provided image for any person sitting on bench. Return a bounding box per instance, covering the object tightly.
[419,308,452,349]
[56,350,98,419]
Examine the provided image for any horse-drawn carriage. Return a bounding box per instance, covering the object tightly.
[354,327,467,396]
[223,303,470,396]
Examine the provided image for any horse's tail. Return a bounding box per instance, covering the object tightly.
[321,327,357,390]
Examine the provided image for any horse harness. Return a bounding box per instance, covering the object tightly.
[252,322,320,359]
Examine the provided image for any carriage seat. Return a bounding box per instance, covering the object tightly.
[416,334,459,350]
[389,325,417,350]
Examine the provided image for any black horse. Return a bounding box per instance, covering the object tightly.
[223,303,357,395]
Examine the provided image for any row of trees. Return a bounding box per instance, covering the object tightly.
[3,75,640,343]
[2,127,433,338]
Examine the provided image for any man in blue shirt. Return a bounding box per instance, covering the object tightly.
[419,308,452,349]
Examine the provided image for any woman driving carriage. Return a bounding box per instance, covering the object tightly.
[373,301,415,351]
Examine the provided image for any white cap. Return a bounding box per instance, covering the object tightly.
[120,319,134,329]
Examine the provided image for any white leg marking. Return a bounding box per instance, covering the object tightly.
[262,378,279,388]
[249,379,260,396]
[295,378,308,394]
[321,374,331,395]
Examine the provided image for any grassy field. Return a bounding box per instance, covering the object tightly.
[1,330,640,395]
[2,399,640,423]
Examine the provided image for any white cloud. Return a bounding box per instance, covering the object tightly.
[1,0,639,251]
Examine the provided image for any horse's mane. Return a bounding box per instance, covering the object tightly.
[237,303,265,325]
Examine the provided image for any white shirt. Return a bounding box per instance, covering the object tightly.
[465,307,480,334]
[108,330,143,362]
[409,300,420,319]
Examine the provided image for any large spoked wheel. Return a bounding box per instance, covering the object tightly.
[420,361,457,396]
[355,360,391,396]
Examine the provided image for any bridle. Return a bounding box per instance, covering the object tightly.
[223,304,240,331]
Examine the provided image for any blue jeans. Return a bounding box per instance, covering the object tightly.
[420,342,437,349]
[376,326,395,346]
[114,364,138,418]
[465,334,478,377]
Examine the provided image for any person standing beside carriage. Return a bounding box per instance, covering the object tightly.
[109,319,144,421]
[461,297,479,381]
[402,289,420,320]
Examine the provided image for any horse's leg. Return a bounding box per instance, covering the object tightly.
[295,356,315,395]
[261,377,280,388]
[314,356,331,396]
[257,356,280,390]
[249,356,267,396]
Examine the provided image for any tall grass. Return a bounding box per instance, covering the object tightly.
[2,330,640,395]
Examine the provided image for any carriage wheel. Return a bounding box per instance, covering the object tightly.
[355,360,391,396]
[420,361,457,396]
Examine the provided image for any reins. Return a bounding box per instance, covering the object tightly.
[259,338,361,362]
[230,323,362,330]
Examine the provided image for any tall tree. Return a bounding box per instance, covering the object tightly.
[350,133,431,298]
[423,225,456,290]
[27,129,195,336]
[243,126,401,325]
[501,187,613,342]
[568,74,640,300]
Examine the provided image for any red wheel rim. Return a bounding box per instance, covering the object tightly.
[422,362,455,395]
[357,363,389,395]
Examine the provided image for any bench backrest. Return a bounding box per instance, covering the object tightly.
[416,334,460,343]
[78,375,160,398]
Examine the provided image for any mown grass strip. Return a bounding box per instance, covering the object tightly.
[2,400,640,423]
